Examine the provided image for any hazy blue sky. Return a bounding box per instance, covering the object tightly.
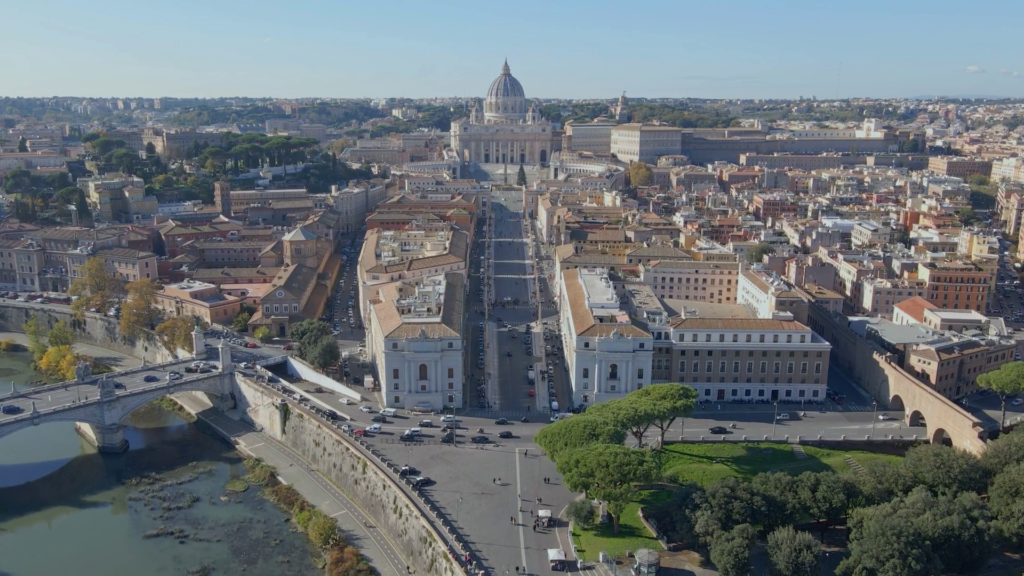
[4,0,1022,99]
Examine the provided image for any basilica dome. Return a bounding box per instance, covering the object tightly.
[484,59,527,123]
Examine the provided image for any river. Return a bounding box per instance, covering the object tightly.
[0,350,318,576]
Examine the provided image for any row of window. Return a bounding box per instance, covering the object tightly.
[394,382,456,390]
[656,276,733,285]
[265,303,300,314]
[702,388,821,398]
[393,365,457,380]
[679,360,822,374]
[393,394,457,404]
[652,332,809,344]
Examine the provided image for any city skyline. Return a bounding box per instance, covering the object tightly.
[4,0,1024,100]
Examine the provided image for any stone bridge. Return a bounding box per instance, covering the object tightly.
[0,344,235,452]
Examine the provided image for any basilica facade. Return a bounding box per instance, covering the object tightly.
[450,60,557,166]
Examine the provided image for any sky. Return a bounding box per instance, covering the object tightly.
[3,0,1023,100]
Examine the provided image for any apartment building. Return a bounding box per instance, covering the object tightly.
[640,260,739,304]
[927,156,993,179]
[78,173,158,222]
[850,221,893,247]
[737,269,808,322]
[752,193,799,222]
[331,182,388,234]
[917,261,990,312]
[858,278,928,318]
[907,336,1018,399]
[367,273,464,410]
[564,119,615,154]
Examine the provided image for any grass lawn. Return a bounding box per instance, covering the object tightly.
[571,491,669,560]
[661,442,903,486]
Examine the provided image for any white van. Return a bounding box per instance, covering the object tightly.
[409,427,422,437]
[550,401,559,412]
[381,408,398,417]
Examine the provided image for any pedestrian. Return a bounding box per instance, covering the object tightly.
[492,478,496,485]
[532,525,536,533]
[537,496,542,504]
[524,449,528,457]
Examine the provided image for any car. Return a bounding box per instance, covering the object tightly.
[359,405,373,413]
[528,389,535,397]
[340,424,352,432]
[471,435,489,444]
[400,432,416,441]
[113,382,126,390]
[246,342,259,348]
[494,418,508,425]
[283,343,294,351]
[143,375,159,383]
[709,426,728,434]
[878,413,891,421]
[353,428,366,437]
[419,420,433,427]
[498,431,513,439]
[371,415,387,423]
[776,413,790,420]
[399,465,419,476]
[367,424,382,433]
[441,414,456,423]
[168,372,182,381]
[1,404,23,415]
[324,410,339,420]
[1013,398,1024,406]
[441,434,455,444]
[411,476,431,488]
[339,397,351,405]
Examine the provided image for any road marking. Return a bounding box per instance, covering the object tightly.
[331,510,347,517]
[515,447,528,573]
[248,442,264,448]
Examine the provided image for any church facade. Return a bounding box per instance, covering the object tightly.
[450,60,557,166]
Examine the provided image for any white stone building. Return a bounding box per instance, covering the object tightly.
[610,124,683,163]
[367,273,465,411]
[559,268,653,410]
[450,60,556,166]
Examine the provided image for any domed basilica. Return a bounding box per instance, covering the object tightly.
[450,60,556,166]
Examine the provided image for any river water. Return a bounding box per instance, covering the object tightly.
[0,350,317,576]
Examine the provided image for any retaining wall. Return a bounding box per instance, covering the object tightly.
[233,376,463,576]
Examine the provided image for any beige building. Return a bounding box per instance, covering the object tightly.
[564,119,615,154]
[155,280,243,326]
[858,278,928,318]
[610,124,682,163]
[927,156,992,179]
[918,260,990,312]
[331,182,388,234]
[78,173,158,222]
[640,260,740,304]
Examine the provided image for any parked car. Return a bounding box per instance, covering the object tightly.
[353,428,366,437]
[367,424,382,433]
[471,435,489,444]
[441,434,455,444]
[283,343,294,351]
[246,342,258,348]
[776,413,790,420]
[359,405,373,413]
[143,375,159,383]
[441,415,456,423]
[411,476,431,488]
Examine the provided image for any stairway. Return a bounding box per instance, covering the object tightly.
[844,455,865,474]
[791,444,807,460]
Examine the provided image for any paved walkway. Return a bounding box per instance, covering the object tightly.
[173,393,405,576]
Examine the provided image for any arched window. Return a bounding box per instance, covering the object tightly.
[582,368,589,378]
[609,364,618,380]
[419,364,428,380]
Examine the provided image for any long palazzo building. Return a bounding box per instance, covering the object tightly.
[450,60,557,166]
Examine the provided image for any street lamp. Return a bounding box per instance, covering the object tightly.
[456,495,463,527]
[772,402,778,439]
[870,400,877,439]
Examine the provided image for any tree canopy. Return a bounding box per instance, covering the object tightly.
[69,257,126,319]
[766,526,819,576]
[558,443,659,532]
[976,361,1024,431]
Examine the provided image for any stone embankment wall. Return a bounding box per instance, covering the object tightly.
[0,303,175,364]
[234,376,462,576]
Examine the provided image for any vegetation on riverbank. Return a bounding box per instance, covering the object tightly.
[243,457,373,576]
[150,396,198,423]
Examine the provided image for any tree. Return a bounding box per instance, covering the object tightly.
[968,174,990,187]
[120,278,159,340]
[900,443,987,496]
[232,311,252,332]
[535,415,627,464]
[17,136,27,152]
[558,443,659,532]
[692,477,765,543]
[37,345,77,379]
[69,257,125,320]
[144,142,157,155]
[307,510,341,549]
[22,313,49,361]
[980,426,1024,476]
[751,472,800,532]
[797,471,855,540]
[82,132,102,145]
[105,148,138,174]
[565,499,596,527]
[254,326,271,343]
[56,186,80,205]
[766,526,819,576]
[709,524,755,576]
[955,208,980,226]
[628,161,653,187]
[839,506,940,576]
[586,399,652,447]
[627,383,696,446]
[988,462,1024,546]
[88,137,127,157]
[155,316,199,355]
[48,320,75,348]
[516,163,527,186]
[976,361,1024,431]
[748,243,776,264]
[289,319,332,358]
[309,337,340,372]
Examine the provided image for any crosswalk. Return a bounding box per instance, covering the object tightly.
[460,408,547,419]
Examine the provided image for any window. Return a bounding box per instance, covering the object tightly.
[637,368,644,379]
[731,389,738,397]
[773,362,780,374]
[393,382,399,390]
[746,361,753,373]
[705,334,712,342]
[758,389,765,397]
[733,361,740,372]
[583,368,589,378]
[719,361,726,373]
[583,382,589,390]
[609,364,618,380]
[787,362,794,374]
[732,334,738,342]
[419,364,428,380]
[584,342,590,348]
[392,368,399,379]
[447,368,454,378]
[760,361,767,373]
[448,382,454,389]
[394,395,400,403]
[679,361,686,373]
[773,335,779,343]
[392,342,398,349]
[448,342,454,348]
[273,304,279,313]
[759,334,765,343]
[693,361,699,373]
[745,334,751,342]
[744,389,752,397]
[799,389,806,397]
[814,363,822,374]
[706,361,713,373]
[719,334,725,342]
[800,362,807,374]
[812,390,819,398]
[785,390,792,398]
[638,343,645,349]
[691,334,698,342]
[786,335,792,343]
[800,335,806,343]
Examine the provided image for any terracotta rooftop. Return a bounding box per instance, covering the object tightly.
[893,296,937,323]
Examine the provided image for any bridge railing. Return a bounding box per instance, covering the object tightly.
[1,358,205,400]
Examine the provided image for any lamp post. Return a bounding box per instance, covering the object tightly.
[871,400,877,439]
[772,402,778,439]
[456,495,463,527]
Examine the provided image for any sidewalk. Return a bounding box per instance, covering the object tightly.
[174,393,404,576]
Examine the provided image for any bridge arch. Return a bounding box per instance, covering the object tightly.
[907,409,925,428]
[889,394,905,411]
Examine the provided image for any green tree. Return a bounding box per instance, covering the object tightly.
[88,137,127,156]
[309,337,340,372]
[81,132,102,144]
[797,471,855,540]
[955,208,981,226]
[899,443,987,495]
[516,163,527,186]
[105,148,138,174]
[766,526,819,576]
[232,311,252,332]
[692,477,765,543]
[988,462,1024,546]
[839,508,940,576]
[628,161,653,187]
[254,326,272,343]
[709,524,755,576]
[289,319,332,359]
[627,383,696,446]
[306,510,341,549]
[535,415,627,464]
[22,313,49,361]
[47,320,75,349]
[56,186,80,205]
[565,499,595,527]
[750,472,800,532]
[748,243,776,263]
[144,142,157,155]
[586,399,653,447]
[979,426,1024,475]
[155,316,200,355]
[69,257,125,320]
[558,443,659,532]
[976,361,1024,431]
[968,174,990,187]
